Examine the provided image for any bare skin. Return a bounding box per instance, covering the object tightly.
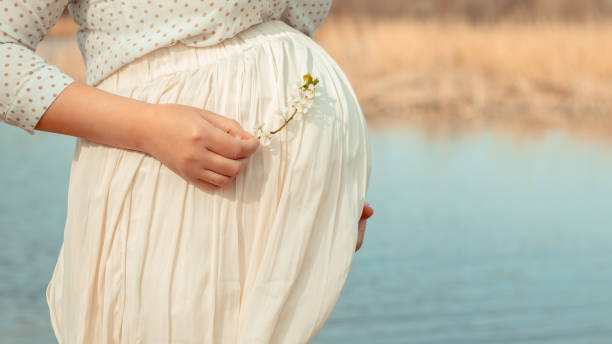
[35,81,260,190]
[356,203,373,252]
[35,81,372,247]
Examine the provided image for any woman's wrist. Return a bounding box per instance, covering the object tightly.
[132,102,160,155]
[34,81,158,154]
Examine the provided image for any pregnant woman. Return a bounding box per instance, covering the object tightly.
[1,0,372,342]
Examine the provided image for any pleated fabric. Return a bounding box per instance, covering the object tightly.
[45,19,371,344]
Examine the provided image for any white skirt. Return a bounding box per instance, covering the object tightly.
[46,19,371,343]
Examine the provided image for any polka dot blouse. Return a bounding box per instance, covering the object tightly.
[0,0,333,135]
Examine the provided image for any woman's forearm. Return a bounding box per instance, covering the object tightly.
[34,81,156,153]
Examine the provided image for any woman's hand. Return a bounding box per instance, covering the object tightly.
[355,202,374,252]
[141,103,260,191]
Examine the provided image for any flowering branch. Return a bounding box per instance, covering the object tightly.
[270,106,297,134]
[254,73,320,146]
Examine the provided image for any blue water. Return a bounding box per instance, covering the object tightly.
[2,125,612,343]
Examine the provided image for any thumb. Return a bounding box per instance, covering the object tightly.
[201,111,255,140]
[240,134,260,155]
[227,125,257,141]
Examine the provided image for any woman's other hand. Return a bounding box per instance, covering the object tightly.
[356,202,374,252]
[142,103,260,191]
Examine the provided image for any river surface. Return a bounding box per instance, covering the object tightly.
[1,126,612,343]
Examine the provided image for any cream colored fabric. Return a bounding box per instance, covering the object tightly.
[45,19,371,343]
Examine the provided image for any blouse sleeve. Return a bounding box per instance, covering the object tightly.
[282,1,332,38]
[1,0,77,135]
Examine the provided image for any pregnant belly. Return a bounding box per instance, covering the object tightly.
[93,17,371,203]
[52,19,372,343]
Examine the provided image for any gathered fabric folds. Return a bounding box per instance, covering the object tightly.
[45,19,371,344]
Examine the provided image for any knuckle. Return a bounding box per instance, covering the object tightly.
[213,174,225,185]
[229,161,242,176]
[202,181,219,190]
[247,141,258,154]
[230,146,242,160]
[178,159,192,176]
[232,166,241,176]
[181,152,197,170]
[189,126,206,143]
[239,144,249,157]
[240,159,249,172]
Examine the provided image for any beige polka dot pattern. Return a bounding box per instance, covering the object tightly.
[1,0,333,135]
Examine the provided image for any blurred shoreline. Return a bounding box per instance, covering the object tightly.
[41,3,612,145]
[327,0,612,23]
[314,17,612,144]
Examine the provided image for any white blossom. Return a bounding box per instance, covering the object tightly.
[294,96,312,115]
[279,106,294,121]
[254,73,320,148]
[254,122,272,146]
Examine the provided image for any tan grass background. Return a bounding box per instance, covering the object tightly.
[40,1,612,142]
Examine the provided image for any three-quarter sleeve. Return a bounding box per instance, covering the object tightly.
[1,0,77,135]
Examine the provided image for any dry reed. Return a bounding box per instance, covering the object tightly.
[314,17,612,142]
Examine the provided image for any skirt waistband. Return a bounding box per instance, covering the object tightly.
[99,19,306,89]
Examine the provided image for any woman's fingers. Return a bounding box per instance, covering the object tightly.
[146,104,258,192]
[196,109,260,160]
[226,125,257,141]
[203,151,249,177]
[356,218,366,252]
[186,155,248,191]
[202,110,257,140]
[356,202,373,252]
[361,202,374,219]
[191,177,221,192]
[205,123,260,160]
[198,169,234,187]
